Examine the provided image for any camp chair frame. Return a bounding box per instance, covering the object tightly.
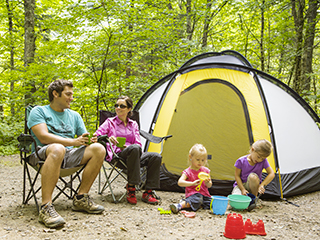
[17,105,86,212]
[97,134,128,203]
[97,110,172,203]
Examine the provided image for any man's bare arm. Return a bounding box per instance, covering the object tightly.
[31,123,87,147]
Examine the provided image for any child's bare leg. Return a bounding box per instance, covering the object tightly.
[248,174,260,196]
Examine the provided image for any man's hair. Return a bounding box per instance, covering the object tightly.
[48,79,73,102]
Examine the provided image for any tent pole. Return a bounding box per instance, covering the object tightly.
[277,168,284,199]
[277,168,299,207]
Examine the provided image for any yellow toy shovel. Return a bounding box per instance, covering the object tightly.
[195,172,209,191]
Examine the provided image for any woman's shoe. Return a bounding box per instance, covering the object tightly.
[126,184,137,205]
[142,190,159,205]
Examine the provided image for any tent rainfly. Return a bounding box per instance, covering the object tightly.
[135,50,320,199]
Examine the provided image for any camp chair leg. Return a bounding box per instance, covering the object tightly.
[99,162,128,193]
[98,163,109,194]
[117,191,126,203]
[23,161,42,212]
[98,164,121,203]
[98,162,128,203]
[23,159,27,204]
[52,178,72,202]
[52,166,85,202]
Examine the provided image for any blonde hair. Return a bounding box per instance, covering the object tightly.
[251,139,273,157]
[188,143,208,165]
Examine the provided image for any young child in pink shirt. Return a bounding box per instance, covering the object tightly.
[170,144,212,213]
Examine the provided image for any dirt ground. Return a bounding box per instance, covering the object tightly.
[0,155,319,240]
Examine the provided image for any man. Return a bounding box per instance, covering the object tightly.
[28,79,106,228]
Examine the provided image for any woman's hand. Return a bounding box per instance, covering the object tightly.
[109,136,118,146]
[119,145,126,150]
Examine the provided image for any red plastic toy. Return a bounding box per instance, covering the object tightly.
[180,210,196,218]
[223,213,246,239]
[244,219,267,236]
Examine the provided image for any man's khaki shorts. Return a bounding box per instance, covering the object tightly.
[29,145,86,169]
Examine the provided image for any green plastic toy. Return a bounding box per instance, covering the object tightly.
[158,208,171,214]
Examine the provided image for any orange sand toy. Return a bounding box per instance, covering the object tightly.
[244,219,267,236]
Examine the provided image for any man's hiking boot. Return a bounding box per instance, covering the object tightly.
[142,190,159,205]
[38,202,66,228]
[126,184,137,205]
[72,193,104,214]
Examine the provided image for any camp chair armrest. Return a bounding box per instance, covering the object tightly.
[17,133,44,164]
[97,134,121,159]
[17,133,36,153]
[139,129,172,144]
[97,134,110,142]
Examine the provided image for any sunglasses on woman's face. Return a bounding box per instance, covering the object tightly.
[114,103,127,109]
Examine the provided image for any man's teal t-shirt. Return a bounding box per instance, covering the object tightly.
[27,105,87,152]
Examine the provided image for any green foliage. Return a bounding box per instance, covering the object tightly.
[0,116,23,155]
[0,0,319,155]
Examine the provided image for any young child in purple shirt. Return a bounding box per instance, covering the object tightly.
[232,139,275,210]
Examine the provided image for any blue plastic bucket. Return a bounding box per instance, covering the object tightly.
[210,196,229,215]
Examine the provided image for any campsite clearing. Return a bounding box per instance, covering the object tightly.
[1,154,319,239]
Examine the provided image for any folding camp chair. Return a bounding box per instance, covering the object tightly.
[17,105,86,212]
[97,110,172,203]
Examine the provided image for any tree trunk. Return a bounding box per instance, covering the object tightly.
[301,0,318,94]
[291,0,305,94]
[201,0,213,48]
[24,0,35,66]
[260,0,265,72]
[238,14,249,58]
[125,0,134,81]
[6,0,15,115]
[186,0,193,41]
[24,0,36,102]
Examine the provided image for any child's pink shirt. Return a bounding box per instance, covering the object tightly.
[182,166,211,198]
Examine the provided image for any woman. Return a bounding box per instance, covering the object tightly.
[95,96,162,205]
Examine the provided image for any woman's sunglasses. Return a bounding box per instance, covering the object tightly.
[114,103,127,109]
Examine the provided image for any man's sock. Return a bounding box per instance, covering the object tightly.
[41,202,49,209]
[76,194,84,200]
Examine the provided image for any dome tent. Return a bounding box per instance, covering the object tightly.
[134,50,320,199]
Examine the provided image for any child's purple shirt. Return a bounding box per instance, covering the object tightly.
[233,155,270,187]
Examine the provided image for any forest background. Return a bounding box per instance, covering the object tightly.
[0,0,319,155]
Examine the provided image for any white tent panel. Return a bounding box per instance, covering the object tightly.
[139,80,169,148]
[260,78,320,173]
[189,55,245,66]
